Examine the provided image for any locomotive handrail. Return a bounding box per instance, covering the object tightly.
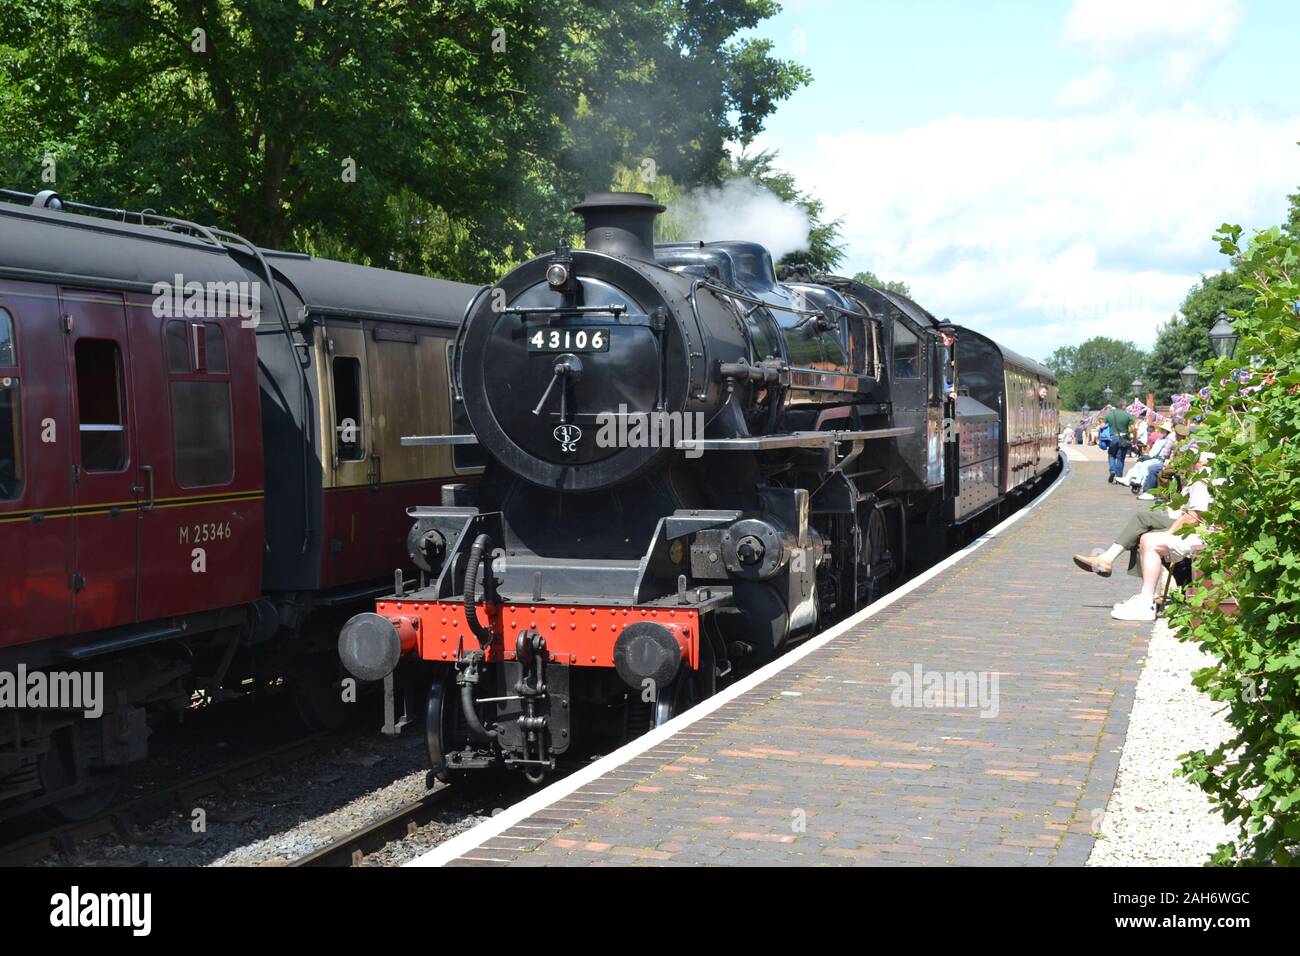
[675,427,913,452]
[502,304,627,317]
[401,434,481,446]
[694,280,823,317]
[450,284,493,404]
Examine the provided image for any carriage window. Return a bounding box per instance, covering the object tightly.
[0,308,15,366]
[204,324,229,374]
[172,381,233,486]
[74,338,127,472]
[332,356,364,461]
[0,378,21,500]
[165,320,190,372]
[892,320,919,379]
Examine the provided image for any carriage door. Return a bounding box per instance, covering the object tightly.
[322,323,376,585]
[62,288,140,631]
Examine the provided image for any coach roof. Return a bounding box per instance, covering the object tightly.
[0,199,479,327]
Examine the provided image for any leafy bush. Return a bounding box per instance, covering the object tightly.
[1171,222,1300,866]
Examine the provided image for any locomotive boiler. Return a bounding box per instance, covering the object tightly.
[338,192,1059,782]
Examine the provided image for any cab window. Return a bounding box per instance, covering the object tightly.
[892,319,919,379]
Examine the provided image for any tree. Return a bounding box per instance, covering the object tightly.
[1146,270,1255,402]
[1172,220,1300,865]
[0,0,807,282]
[851,270,910,296]
[1144,313,1194,402]
[1044,336,1147,410]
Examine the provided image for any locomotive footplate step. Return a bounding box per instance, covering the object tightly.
[412,455,1153,867]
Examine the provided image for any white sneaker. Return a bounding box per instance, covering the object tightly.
[1111,594,1156,622]
[1137,492,1155,500]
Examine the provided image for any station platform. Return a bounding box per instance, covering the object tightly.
[414,447,1154,866]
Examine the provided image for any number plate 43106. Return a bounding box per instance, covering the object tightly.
[526,327,609,353]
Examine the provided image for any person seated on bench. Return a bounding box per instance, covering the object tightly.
[1110,471,1217,622]
[1136,421,1191,499]
[1071,453,1208,578]
[1124,424,1171,491]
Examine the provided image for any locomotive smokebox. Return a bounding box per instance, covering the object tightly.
[573,191,665,262]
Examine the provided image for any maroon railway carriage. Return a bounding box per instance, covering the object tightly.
[0,191,478,820]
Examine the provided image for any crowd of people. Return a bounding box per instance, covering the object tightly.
[1063,402,1215,623]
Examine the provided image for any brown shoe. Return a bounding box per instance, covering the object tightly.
[1072,554,1113,576]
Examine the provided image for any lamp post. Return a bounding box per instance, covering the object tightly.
[1102,385,1113,404]
[1179,360,1199,392]
[1131,376,1143,402]
[1081,401,1090,415]
[1208,308,1239,359]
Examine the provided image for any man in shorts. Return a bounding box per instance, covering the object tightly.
[1110,477,1215,622]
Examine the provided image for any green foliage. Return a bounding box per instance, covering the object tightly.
[0,0,807,282]
[1146,271,1256,402]
[1169,221,1300,866]
[851,270,910,297]
[1044,336,1147,410]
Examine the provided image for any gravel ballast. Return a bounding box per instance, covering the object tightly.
[1088,620,1236,866]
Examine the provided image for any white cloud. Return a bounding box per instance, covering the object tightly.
[768,105,1300,361]
[1057,67,1120,110]
[1063,0,1242,93]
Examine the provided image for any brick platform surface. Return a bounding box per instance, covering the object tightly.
[445,456,1154,866]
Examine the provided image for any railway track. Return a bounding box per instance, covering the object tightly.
[0,733,327,867]
[288,776,538,867]
[288,786,460,867]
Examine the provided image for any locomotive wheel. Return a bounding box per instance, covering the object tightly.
[425,670,462,784]
[860,505,895,603]
[653,669,700,727]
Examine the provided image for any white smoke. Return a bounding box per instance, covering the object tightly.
[663,179,812,262]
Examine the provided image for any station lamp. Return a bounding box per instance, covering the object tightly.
[1208,309,1239,359]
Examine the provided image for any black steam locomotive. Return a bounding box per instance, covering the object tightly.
[338,192,1058,782]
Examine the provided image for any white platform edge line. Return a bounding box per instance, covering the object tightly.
[406,452,1073,867]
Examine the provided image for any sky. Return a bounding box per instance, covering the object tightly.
[744,0,1300,362]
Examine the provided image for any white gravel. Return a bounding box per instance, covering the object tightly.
[1087,620,1237,866]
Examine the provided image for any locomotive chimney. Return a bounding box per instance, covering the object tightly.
[573,191,665,261]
